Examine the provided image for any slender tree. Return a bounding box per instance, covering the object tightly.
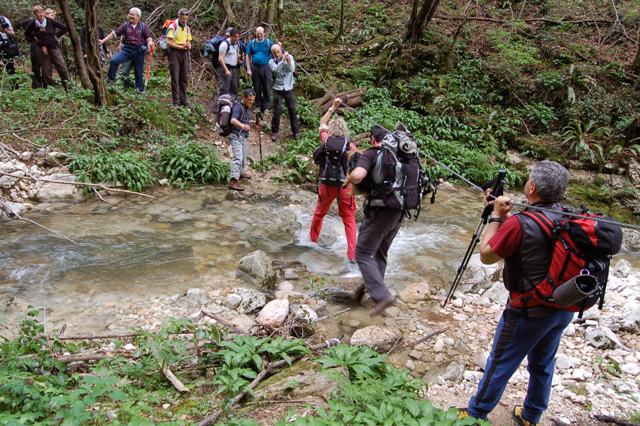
[266,0,276,26]
[56,0,92,88]
[333,0,345,42]
[633,33,640,76]
[222,0,235,23]
[84,0,106,105]
[405,0,442,45]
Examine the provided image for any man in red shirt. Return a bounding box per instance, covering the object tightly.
[461,161,574,426]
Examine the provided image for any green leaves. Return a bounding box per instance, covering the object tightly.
[158,142,230,187]
[69,151,156,192]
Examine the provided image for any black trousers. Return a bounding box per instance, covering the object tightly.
[0,49,15,75]
[218,65,239,97]
[168,48,190,106]
[271,89,300,136]
[251,63,271,112]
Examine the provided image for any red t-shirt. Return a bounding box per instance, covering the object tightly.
[487,215,523,258]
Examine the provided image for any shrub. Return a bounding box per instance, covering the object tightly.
[158,141,230,187]
[69,151,156,192]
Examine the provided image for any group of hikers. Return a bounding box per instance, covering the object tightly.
[0,6,627,426]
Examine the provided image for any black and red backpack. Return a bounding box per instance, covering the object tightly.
[509,208,622,316]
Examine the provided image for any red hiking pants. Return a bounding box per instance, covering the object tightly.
[309,183,357,261]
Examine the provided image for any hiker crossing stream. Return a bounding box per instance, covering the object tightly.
[1,182,639,334]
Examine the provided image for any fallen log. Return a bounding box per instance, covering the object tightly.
[312,85,337,106]
[313,87,367,107]
[320,96,363,113]
[161,364,189,393]
[197,338,341,426]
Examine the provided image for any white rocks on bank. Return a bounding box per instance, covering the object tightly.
[350,326,400,352]
[256,299,289,327]
[238,250,277,290]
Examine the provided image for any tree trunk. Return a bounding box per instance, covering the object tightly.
[266,0,276,26]
[633,33,640,76]
[405,0,442,45]
[84,0,106,105]
[333,0,345,42]
[276,0,284,35]
[56,0,92,88]
[222,0,235,24]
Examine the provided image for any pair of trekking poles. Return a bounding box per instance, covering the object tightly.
[442,169,507,307]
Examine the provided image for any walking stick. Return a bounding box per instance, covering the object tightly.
[443,169,507,307]
[144,45,154,92]
[256,111,263,162]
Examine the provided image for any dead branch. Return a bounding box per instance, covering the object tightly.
[0,172,155,199]
[201,310,245,334]
[0,198,77,244]
[433,14,613,25]
[198,338,341,426]
[388,328,448,354]
[58,332,143,340]
[317,307,351,322]
[162,364,189,393]
[55,351,135,363]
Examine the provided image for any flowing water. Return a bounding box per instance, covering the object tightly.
[2,183,638,333]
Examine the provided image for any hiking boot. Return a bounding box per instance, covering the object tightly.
[457,408,470,420]
[271,132,278,142]
[228,178,244,191]
[240,172,252,180]
[369,295,395,317]
[513,406,538,426]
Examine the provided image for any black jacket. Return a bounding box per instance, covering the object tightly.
[24,18,67,50]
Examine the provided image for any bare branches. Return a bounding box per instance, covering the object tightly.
[1,198,77,244]
[433,14,614,25]
[0,172,156,199]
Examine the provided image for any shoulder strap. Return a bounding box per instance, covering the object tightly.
[519,210,554,238]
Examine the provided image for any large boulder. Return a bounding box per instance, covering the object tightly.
[350,326,401,352]
[460,254,502,293]
[252,360,345,402]
[399,282,431,304]
[238,250,277,290]
[35,173,82,202]
[257,299,290,327]
[585,326,626,350]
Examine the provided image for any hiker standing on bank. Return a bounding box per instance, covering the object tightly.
[460,161,575,426]
[99,7,154,94]
[245,27,273,115]
[24,5,70,90]
[166,8,192,107]
[228,88,255,192]
[310,98,357,262]
[348,125,405,316]
[269,43,300,141]
[218,28,241,97]
[0,15,18,78]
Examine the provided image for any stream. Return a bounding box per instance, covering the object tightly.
[2,182,639,334]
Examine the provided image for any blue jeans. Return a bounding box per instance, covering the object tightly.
[467,308,574,424]
[108,45,145,92]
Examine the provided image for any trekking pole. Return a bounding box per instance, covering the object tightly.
[256,111,263,162]
[443,169,507,307]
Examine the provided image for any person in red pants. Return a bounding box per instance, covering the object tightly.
[310,98,357,262]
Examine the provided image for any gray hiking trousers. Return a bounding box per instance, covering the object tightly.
[355,207,404,302]
[229,133,248,180]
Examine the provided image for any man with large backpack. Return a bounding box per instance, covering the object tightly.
[348,124,423,316]
[460,161,621,426]
[245,27,273,115]
[164,8,192,107]
[227,88,255,192]
[99,7,154,94]
[310,98,357,262]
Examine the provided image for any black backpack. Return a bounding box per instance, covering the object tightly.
[314,136,349,186]
[204,35,226,68]
[368,123,435,217]
[0,16,20,58]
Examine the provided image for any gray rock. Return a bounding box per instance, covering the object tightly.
[232,287,267,314]
[441,361,465,381]
[293,304,318,323]
[556,354,574,370]
[253,360,345,401]
[620,363,640,375]
[0,201,29,220]
[350,326,401,352]
[185,288,209,306]
[620,307,640,333]
[257,299,289,327]
[277,281,295,292]
[585,326,623,350]
[612,259,632,278]
[229,314,257,334]
[0,175,14,189]
[223,293,242,309]
[19,151,33,161]
[238,250,277,290]
[622,229,640,252]
[284,269,300,280]
[473,351,490,371]
[563,323,576,336]
[483,282,509,303]
[320,277,364,303]
[461,255,502,293]
[463,370,484,382]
